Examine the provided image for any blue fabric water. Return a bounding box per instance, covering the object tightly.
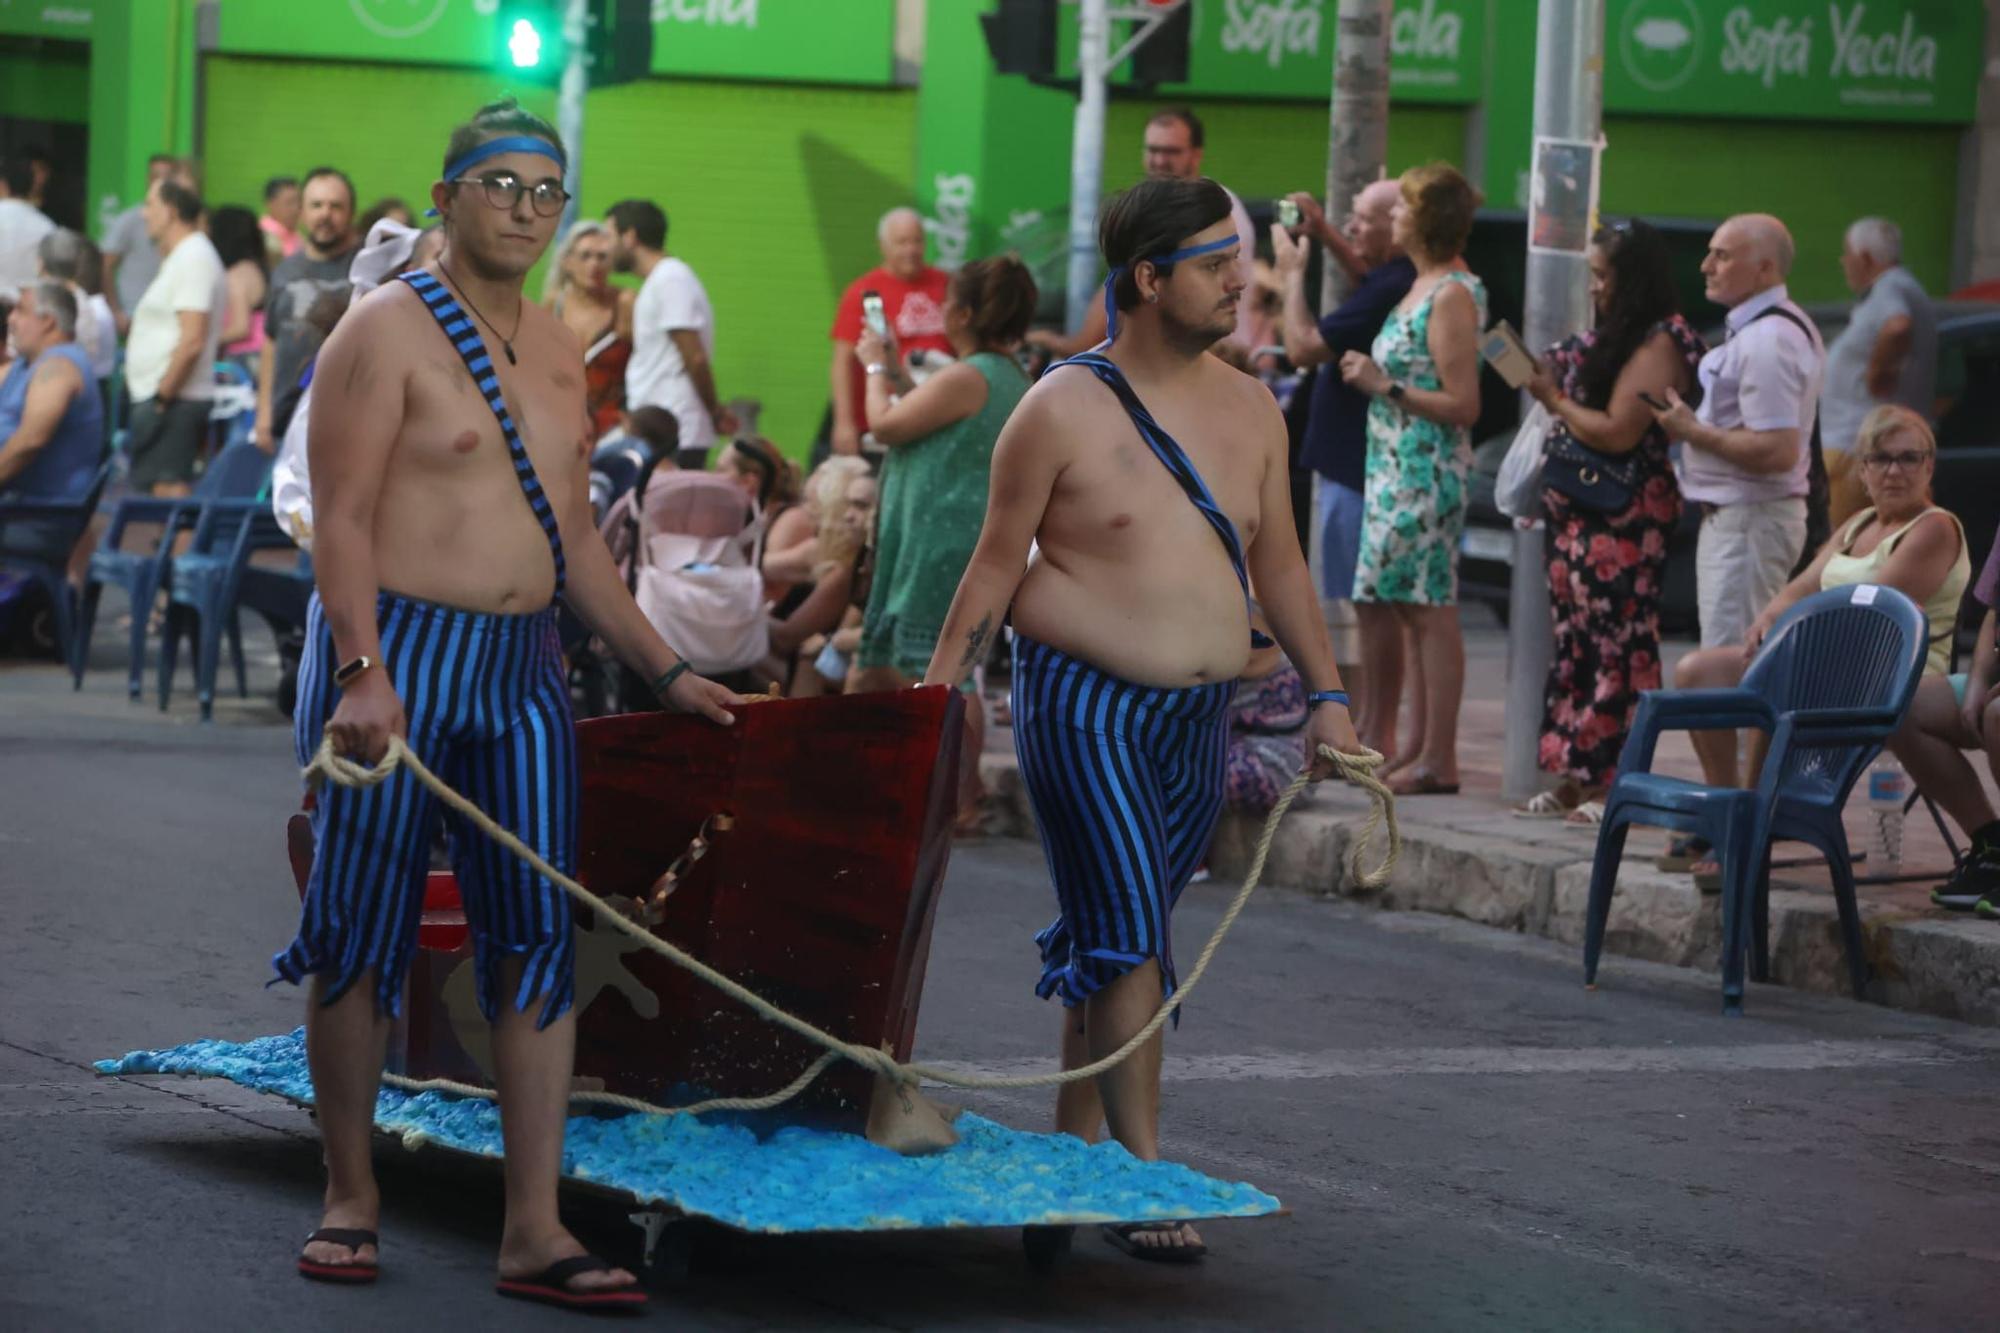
[97,1031,1281,1234]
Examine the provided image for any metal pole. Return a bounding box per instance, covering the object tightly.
[1311,0,1391,613]
[1323,0,1391,309]
[1504,0,1604,801]
[1064,0,1110,335]
[556,0,590,237]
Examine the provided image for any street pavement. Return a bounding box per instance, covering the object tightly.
[5,626,2000,1331]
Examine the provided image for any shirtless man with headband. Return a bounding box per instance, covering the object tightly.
[924,176,1363,1263]
[274,98,740,1312]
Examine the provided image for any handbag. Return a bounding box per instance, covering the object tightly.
[1495,403,1552,519]
[1541,424,1639,513]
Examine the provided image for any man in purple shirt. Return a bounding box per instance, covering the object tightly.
[1893,533,2000,912]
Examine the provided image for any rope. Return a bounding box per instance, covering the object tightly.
[307,733,1398,1114]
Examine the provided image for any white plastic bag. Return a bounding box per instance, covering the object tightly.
[1495,403,1552,520]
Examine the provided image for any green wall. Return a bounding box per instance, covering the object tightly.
[202,57,917,460]
[0,43,89,122]
[1598,116,1962,302]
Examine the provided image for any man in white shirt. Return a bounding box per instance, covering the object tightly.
[124,176,228,496]
[1028,105,1260,358]
[100,154,181,334]
[1654,213,1825,789]
[606,198,733,469]
[0,154,55,299]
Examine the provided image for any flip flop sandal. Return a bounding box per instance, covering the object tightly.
[1565,800,1606,826]
[1101,1221,1207,1265]
[1390,770,1461,797]
[1692,859,1723,894]
[1512,790,1574,819]
[297,1228,379,1284]
[1655,836,1711,873]
[496,1254,648,1312]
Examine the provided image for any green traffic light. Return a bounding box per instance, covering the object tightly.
[508,18,543,69]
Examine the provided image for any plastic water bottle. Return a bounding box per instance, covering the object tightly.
[1866,754,1908,868]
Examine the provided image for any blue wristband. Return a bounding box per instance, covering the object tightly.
[1307,690,1350,710]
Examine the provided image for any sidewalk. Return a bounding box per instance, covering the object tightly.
[975,610,2000,1028]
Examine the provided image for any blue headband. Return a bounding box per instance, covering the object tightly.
[1103,233,1242,341]
[427,135,566,216]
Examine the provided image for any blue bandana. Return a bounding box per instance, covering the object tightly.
[426,135,566,217]
[1102,233,1242,341]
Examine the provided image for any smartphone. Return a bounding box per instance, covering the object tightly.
[1276,198,1301,230]
[1638,391,1669,411]
[1478,320,1537,390]
[861,291,888,339]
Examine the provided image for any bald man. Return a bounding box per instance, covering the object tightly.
[1271,179,1414,607]
[1652,213,1827,794]
[829,207,952,456]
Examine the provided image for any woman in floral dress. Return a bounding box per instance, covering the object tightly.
[1517,219,1705,823]
[1339,163,1487,796]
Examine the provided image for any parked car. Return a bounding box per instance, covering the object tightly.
[1458,301,2000,650]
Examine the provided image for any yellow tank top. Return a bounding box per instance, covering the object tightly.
[1820,506,1969,677]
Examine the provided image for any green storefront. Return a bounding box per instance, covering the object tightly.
[1,0,1988,456]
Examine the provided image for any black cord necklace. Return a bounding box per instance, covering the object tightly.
[439,260,521,365]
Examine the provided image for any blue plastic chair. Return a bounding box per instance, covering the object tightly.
[74,442,273,698]
[1582,585,1929,1015]
[0,461,113,676]
[157,499,295,720]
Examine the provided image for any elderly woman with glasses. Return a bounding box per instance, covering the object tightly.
[1667,404,1969,887]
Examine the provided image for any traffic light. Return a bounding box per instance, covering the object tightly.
[495,2,564,81]
[980,0,1058,78]
[586,0,654,88]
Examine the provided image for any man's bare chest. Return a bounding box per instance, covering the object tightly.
[398,349,584,483]
[1057,395,1261,550]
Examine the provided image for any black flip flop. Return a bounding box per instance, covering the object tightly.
[496,1254,648,1313]
[297,1227,379,1284]
[1101,1221,1208,1264]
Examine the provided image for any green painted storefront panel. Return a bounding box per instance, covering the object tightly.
[585,78,918,456]
[0,45,89,122]
[1599,115,1960,301]
[205,56,916,460]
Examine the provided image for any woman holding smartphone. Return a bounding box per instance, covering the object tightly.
[1515,219,1706,824]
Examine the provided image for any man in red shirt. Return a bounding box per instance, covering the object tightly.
[829,207,953,455]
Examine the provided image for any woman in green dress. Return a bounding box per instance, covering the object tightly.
[850,255,1039,805]
[1338,162,1487,797]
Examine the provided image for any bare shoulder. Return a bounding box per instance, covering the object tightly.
[1432,278,1480,320]
[1903,508,1966,560]
[320,281,427,369]
[993,366,1091,463]
[522,298,584,358]
[1205,353,1286,434]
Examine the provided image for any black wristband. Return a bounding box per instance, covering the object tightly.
[651,660,691,699]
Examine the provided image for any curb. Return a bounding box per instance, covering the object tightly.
[977,752,2000,1028]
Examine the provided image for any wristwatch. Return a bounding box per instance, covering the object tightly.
[333,655,376,688]
[1386,382,1407,402]
[864,363,889,377]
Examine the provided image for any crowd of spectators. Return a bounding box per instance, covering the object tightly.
[0,111,1995,909]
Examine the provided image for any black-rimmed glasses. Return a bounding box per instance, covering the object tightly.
[451,172,569,217]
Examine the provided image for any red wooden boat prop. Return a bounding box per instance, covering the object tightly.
[290,687,967,1135]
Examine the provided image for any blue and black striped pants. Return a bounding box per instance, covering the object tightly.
[1012,631,1232,1009]
[272,589,577,1028]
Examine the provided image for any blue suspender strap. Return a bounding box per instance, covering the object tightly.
[1052,351,1274,649]
[396,270,567,596]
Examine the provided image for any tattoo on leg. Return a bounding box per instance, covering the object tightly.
[957,613,994,675]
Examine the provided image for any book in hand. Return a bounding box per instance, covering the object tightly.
[1480,320,1537,389]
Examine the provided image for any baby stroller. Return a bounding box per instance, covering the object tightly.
[582,456,769,714]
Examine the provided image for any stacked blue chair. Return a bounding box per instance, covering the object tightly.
[1582,584,1928,1015]
[0,461,114,677]
[74,441,272,698]
[157,498,292,721]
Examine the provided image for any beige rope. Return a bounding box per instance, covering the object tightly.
[307,733,1397,1112]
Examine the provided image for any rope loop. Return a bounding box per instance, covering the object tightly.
[303,726,1398,1113]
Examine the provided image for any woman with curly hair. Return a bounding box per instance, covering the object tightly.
[1516,219,1706,822]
